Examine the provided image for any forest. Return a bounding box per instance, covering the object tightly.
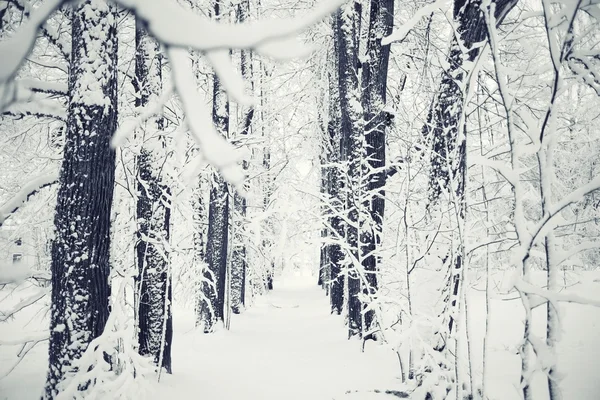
[0,0,599,399]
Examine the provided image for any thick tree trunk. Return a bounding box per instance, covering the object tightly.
[328,14,345,316]
[426,0,518,350]
[335,1,363,338]
[134,22,173,373]
[359,0,394,339]
[200,89,229,330]
[44,1,118,397]
[422,0,518,397]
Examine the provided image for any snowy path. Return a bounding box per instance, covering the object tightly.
[153,275,403,400]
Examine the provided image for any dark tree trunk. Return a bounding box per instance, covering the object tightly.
[336,2,363,338]
[420,0,518,397]
[134,22,173,373]
[318,147,330,291]
[200,0,230,332]
[359,0,394,340]
[230,0,253,314]
[44,1,118,398]
[193,172,208,327]
[426,0,518,348]
[262,105,274,291]
[328,14,345,315]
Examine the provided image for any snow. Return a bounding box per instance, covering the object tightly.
[1,271,600,399]
[0,171,60,228]
[382,0,450,45]
[113,0,345,54]
[0,0,63,86]
[149,274,403,400]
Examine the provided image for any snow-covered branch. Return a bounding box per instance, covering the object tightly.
[3,99,66,121]
[382,0,450,45]
[0,0,64,88]
[5,0,71,59]
[513,278,600,309]
[113,0,344,55]
[15,78,67,96]
[0,171,59,227]
[0,287,49,322]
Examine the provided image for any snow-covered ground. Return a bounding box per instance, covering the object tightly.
[151,274,402,400]
[1,270,599,399]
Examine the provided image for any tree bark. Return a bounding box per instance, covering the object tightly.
[359,0,394,340]
[426,0,518,346]
[134,21,173,373]
[199,0,230,333]
[193,172,209,327]
[44,1,118,397]
[328,13,345,316]
[335,1,363,338]
[230,0,253,314]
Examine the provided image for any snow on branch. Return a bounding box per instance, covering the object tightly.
[382,0,450,45]
[533,175,600,239]
[0,0,64,91]
[168,48,245,186]
[15,78,67,96]
[0,171,59,228]
[106,0,344,185]
[0,287,49,322]
[3,98,66,121]
[513,277,600,309]
[0,331,49,379]
[5,0,71,59]
[113,0,345,54]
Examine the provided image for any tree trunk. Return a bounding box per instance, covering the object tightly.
[44,1,118,397]
[359,0,394,340]
[335,1,363,338]
[200,0,230,333]
[427,0,518,347]
[422,0,518,397]
[259,59,275,292]
[193,172,209,327]
[328,13,345,316]
[230,0,253,314]
[134,21,173,373]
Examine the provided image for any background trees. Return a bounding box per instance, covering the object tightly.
[0,0,599,399]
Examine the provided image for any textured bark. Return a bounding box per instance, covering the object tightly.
[328,14,345,316]
[201,109,229,331]
[359,0,394,339]
[193,173,208,327]
[422,0,518,397]
[336,2,363,337]
[426,0,518,345]
[200,0,230,332]
[230,0,252,314]
[44,1,118,398]
[259,59,275,292]
[134,22,173,373]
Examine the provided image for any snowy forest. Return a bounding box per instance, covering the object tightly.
[0,0,599,399]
